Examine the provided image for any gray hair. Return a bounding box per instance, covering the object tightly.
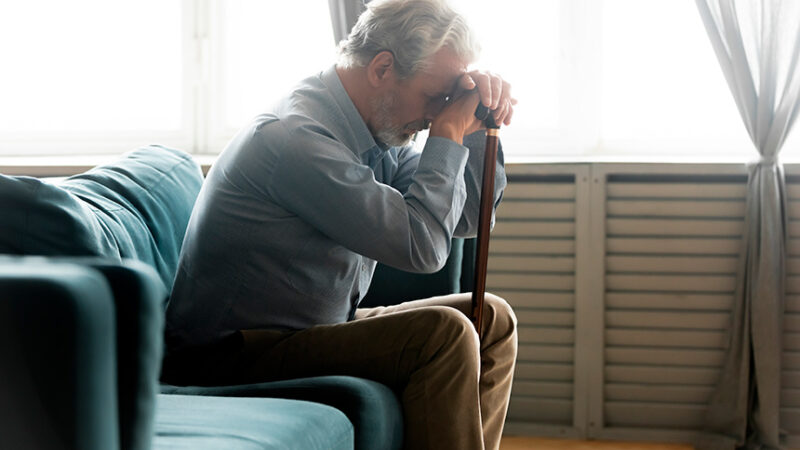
[337,0,480,79]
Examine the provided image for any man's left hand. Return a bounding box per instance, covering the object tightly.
[458,70,517,127]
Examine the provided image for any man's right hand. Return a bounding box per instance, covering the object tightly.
[429,90,483,145]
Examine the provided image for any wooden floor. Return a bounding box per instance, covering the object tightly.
[500,436,693,449]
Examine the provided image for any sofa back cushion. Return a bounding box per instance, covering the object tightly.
[0,145,203,290]
[361,238,466,307]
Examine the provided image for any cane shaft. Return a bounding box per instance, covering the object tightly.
[470,128,499,336]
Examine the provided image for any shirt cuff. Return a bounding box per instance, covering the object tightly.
[418,136,469,176]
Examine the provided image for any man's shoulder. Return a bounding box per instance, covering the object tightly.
[274,72,334,122]
[245,68,365,163]
[267,83,340,138]
[245,114,354,177]
[253,111,336,148]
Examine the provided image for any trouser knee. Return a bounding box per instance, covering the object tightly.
[418,306,480,363]
[483,293,518,335]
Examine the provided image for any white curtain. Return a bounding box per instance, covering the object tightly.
[695,0,800,448]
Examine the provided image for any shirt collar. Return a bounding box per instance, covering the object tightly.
[321,65,380,156]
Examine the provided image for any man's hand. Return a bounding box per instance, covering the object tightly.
[462,70,516,127]
[429,70,516,144]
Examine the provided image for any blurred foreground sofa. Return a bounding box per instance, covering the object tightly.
[0,145,472,449]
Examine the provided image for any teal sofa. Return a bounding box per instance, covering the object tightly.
[0,257,354,450]
[0,145,471,449]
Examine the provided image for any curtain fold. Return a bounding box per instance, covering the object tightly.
[695,0,800,448]
[327,0,367,45]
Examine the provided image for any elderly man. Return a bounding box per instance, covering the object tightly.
[163,0,518,448]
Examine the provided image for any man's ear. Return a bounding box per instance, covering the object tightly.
[366,51,395,87]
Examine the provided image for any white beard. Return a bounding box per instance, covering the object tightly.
[370,92,414,148]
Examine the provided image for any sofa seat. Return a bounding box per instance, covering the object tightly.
[161,375,403,449]
[153,394,353,450]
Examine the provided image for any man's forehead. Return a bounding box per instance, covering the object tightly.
[421,47,469,91]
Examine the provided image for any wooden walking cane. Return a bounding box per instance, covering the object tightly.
[470,104,500,336]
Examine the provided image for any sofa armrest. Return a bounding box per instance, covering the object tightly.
[0,260,119,450]
[73,258,166,450]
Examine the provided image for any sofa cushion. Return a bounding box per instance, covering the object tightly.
[161,375,403,450]
[0,145,203,290]
[0,173,117,256]
[153,394,354,450]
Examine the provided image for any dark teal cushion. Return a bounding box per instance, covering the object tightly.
[0,145,203,291]
[361,238,465,307]
[161,375,403,450]
[153,394,354,450]
[0,174,117,255]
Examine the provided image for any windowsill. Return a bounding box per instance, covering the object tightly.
[505,154,761,165]
[3,153,800,177]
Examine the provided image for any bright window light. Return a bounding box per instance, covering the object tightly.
[0,1,183,134]
[217,0,337,130]
[786,127,800,159]
[457,0,560,132]
[600,0,752,156]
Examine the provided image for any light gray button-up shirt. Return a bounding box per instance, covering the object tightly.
[165,66,506,350]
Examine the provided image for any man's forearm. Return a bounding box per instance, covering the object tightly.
[429,122,465,145]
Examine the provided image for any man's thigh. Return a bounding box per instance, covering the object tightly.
[354,292,473,320]
[355,292,517,350]
[237,304,474,390]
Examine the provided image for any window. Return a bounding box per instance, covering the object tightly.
[599,0,752,158]
[457,0,587,156]
[0,1,335,156]
[206,0,337,153]
[0,1,187,154]
[0,1,793,160]
[458,0,560,134]
[456,0,756,159]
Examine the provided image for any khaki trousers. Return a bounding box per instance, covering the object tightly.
[168,293,518,450]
